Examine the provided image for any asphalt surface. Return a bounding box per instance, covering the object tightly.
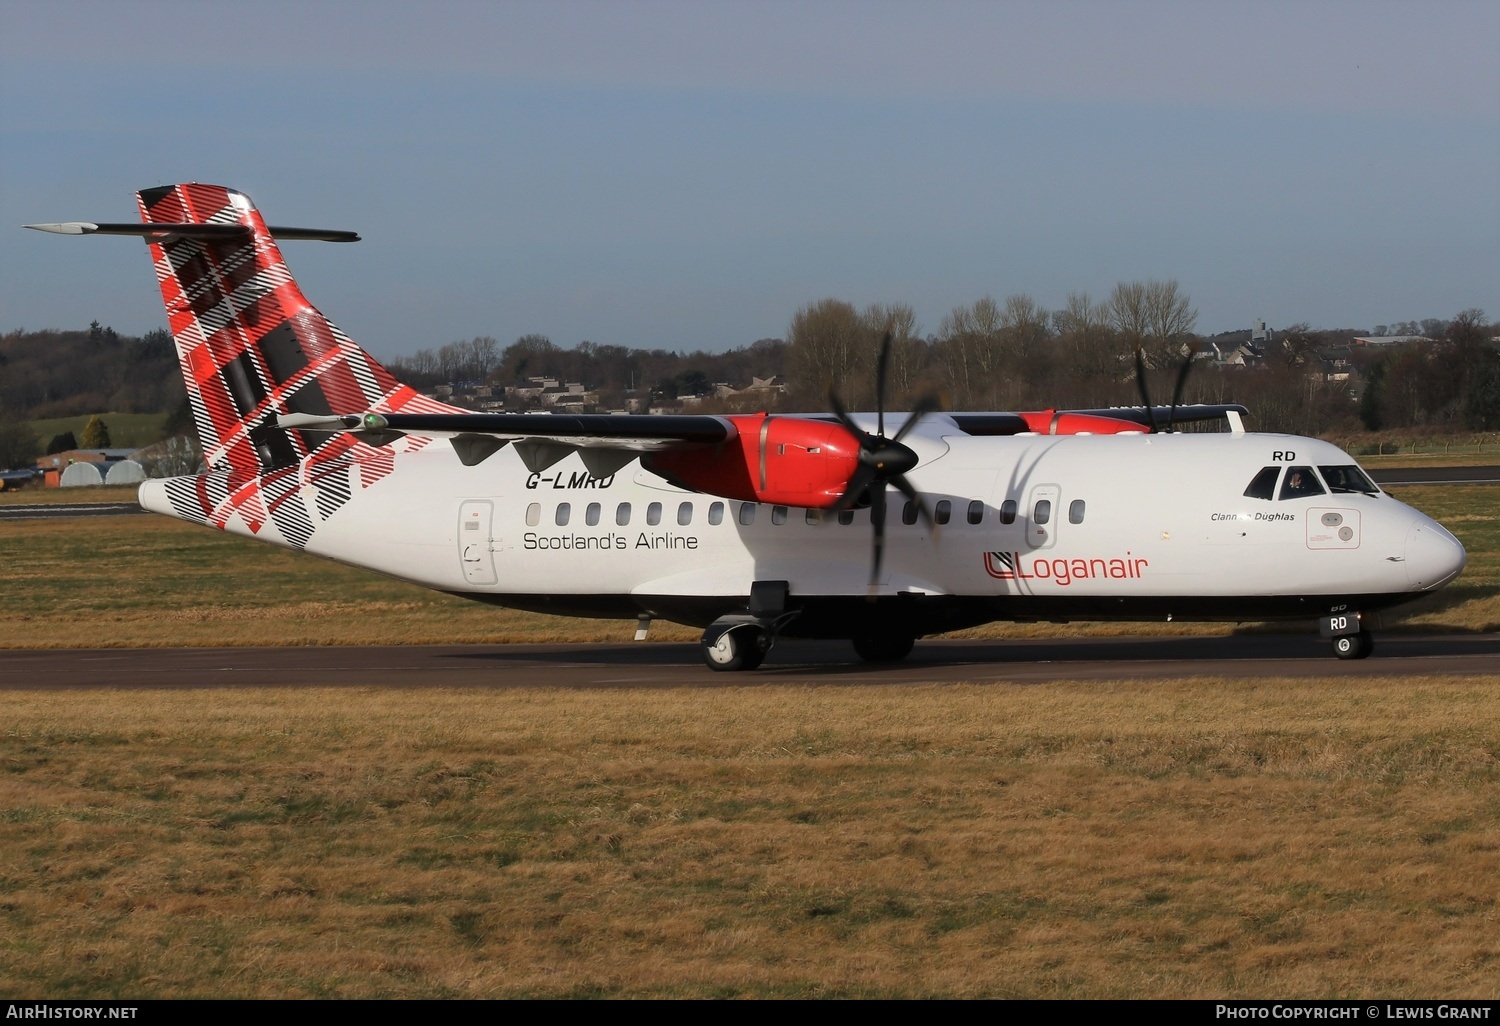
[0,501,148,521]
[2,633,1496,689]
[1369,465,1500,486]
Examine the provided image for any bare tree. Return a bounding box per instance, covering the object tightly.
[939,296,1005,409]
[787,299,877,410]
[1108,281,1150,357]
[1278,322,1316,367]
[1054,291,1120,406]
[1111,279,1197,371]
[862,302,925,403]
[1142,279,1198,368]
[1000,293,1049,363]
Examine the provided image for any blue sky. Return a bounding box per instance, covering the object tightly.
[2,0,1495,359]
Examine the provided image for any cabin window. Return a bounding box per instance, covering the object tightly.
[1034,499,1051,525]
[555,502,571,526]
[1319,465,1379,495]
[708,501,725,525]
[967,500,984,525]
[677,502,693,526]
[806,508,822,525]
[615,502,631,526]
[838,509,855,526]
[1069,499,1086,524]
[647,502,663,526]
[772,505,788,525]
[902,500,918,526]
[739,502,757,525]
[999,499,1017,525]
[585,502,601,527]
[1243,466,1280,500]
[526,502,541,527]
[1279,466,1326,500]
[934,500,952,526]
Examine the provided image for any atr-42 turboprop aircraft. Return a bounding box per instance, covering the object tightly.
[26,184,1467,670]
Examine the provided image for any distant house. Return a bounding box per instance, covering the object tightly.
[1207,340,1262,368]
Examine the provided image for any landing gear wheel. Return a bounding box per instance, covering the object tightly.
[852,633,915,663]
[1333,631,1373,660]
[703,627,765,671]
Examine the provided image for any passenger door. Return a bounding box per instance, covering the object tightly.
[458,500,497,585]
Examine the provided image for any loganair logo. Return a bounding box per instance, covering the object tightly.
[984,550,1148,586]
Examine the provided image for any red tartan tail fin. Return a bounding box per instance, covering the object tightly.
[137,183,449,473]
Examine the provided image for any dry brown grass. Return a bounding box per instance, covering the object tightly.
[0,485,140,505]
[2,677,1498,998]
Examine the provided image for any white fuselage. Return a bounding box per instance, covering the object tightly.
[138,420,1466,635]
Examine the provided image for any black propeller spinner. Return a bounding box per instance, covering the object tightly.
[828,332,941,592]
[1134,340,1201,433]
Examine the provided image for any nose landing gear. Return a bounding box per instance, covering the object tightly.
[1332,630,1374,660]
[1322,612,1373,660]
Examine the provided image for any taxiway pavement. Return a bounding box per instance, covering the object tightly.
[2,633,1496,689]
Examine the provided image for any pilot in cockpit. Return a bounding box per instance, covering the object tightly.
[1280,468,1324,499]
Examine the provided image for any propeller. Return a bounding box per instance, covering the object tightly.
[1165,340,1200,432]
[1133,340,1200,433]
[828,332,941,592]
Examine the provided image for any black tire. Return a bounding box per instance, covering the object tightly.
[852,633,915,663]
[1333,631,1373,660]
[703,627,764,671]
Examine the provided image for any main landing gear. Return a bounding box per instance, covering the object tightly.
[700,580,795,672]
[702,623,771,671]
[852,633,915,663]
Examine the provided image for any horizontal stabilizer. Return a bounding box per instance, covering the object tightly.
[276,413,362,430]
[23,221,359,242]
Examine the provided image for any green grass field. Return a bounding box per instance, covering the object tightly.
[24,412,172,451]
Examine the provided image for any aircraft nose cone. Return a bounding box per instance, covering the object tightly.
[1405,518,1466,590]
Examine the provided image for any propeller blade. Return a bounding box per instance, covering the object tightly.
[1134,348,1159,433]
[827,346,931,594]
[832,464,878,512]
[828,389,864,443]
[891,473,934,529]
[868,479,889,593]
[1166,340,1199,433]
[892,392,941,444]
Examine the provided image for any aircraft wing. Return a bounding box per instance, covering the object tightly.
[277,410,744,477]
[949,403,1249,435]
[277,401,1251,504]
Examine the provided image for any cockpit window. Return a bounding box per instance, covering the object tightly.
[1279,466,1326,500]
[1319,465,1379,495]
[1244,466,1280,500]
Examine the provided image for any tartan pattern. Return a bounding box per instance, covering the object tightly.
[139,183,455,547]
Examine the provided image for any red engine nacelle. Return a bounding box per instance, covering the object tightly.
[645,413,861,508]
[1018,410,1144,435]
